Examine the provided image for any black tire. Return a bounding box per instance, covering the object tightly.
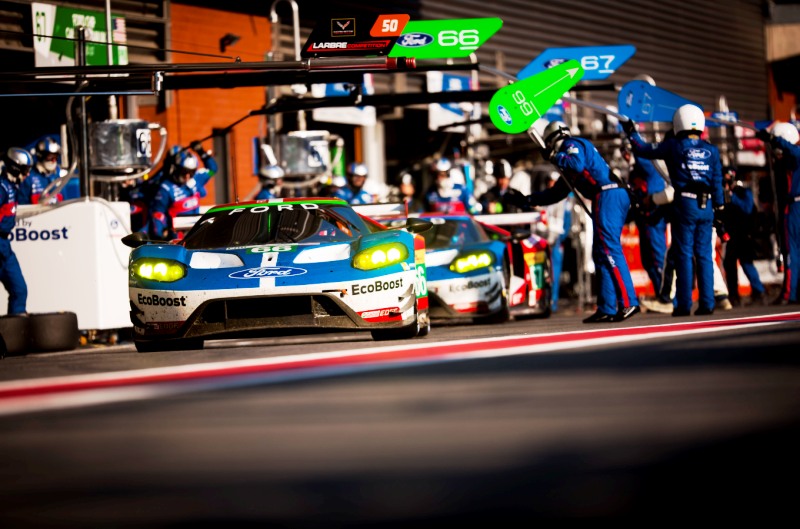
[135,337,204,353]
[0,315,32,357]
[476,259,512,324]
[371,305,421,341]
[416,307,431,337]
[536,253,553,319]
[28,312,80,353]
[479,295,511,324]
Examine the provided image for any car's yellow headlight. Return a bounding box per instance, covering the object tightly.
[353,243,408,270]
[132,258,186,282]
[450,251,494,273]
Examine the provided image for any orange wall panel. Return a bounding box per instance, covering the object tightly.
[138,3,272,206]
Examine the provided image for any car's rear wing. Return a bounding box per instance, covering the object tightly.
[473,211,543,227]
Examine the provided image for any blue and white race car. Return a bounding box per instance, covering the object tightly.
[381,213,512,324]
[123,198,431,352]
[377,209,553,323]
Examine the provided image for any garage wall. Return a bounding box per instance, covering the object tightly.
[420,0,770,121]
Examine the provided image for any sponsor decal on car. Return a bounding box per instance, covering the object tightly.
[351,278,403,295]
[448,277,492,292]
[359,307,401,320]
[228,266,308,279]
[137,293,187,306]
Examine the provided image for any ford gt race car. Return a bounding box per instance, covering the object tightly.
[378,210,552,323]
[123,198,431,352]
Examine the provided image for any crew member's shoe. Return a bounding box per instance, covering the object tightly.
[716,295,733,311]
[583,310,615,323]
[672,308,691,317]
[694,307,714,316]
[771,294,789,306]
[640,298,674,314]
[749,290,767,306]
[612,305,640,322]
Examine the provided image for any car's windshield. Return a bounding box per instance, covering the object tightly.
[421,218,487,249]
[181,203,369,250]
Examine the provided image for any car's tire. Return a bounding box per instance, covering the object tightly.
[416,307,431,337]
[0,314,32,357]
[135,338,204,353]
[479,295,511,324]
[371,305,421,341]
[477,259,512,324]
[535,253,553,319]
[28,312,80,353]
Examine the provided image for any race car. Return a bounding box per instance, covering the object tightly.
[123,198,431,352]
[475,212,553,319]
[378,209,552,323]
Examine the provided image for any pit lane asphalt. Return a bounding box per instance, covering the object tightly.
[1,304,798,525]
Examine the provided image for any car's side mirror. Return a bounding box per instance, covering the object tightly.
[405,218,433,234]
[511,228,532,241]
[121,231,150,248]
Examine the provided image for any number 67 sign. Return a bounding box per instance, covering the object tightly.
[518,45,636,81]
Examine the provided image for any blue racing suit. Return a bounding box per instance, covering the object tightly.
[255,186,277,200]
[772,136,800,303]
[629,131,724,313]
[120,174,162,234]
[628,157,669,297]
[723,185,765,300]
[424,183,473,214]
[17,163,64,205]
[150,156,217,240]
[531,137,639,316]
[333,185,373,205]
[0,176,28,314]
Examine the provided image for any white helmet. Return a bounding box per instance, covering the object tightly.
[431,157,452,174]
[542,121,570,152]
[673,104,705,135]
[772,122,800,145]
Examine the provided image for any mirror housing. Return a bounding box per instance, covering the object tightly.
[121,231,150,248]
[405,218,433,234]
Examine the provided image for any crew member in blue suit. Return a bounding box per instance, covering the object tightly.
[18,137,62,205]
[625,104,725,316]
[255,164,284,200]
[757,121,800,304]
[524,121,640,323]
[424,157,474,214]
[721,170,766,305]
[333,162,373,205]
[150,141,217,240]
[0,147,31,315]
[624,142,671,302]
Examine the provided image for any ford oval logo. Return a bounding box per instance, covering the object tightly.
[396,33,434,48]
[544,58,567,69]
[496,105,513,126]
[229,266,307,279]
[687,148,711,160]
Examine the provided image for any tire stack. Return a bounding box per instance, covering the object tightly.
[0,312,80,358]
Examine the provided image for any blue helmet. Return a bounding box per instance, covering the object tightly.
[3,147,33,183]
